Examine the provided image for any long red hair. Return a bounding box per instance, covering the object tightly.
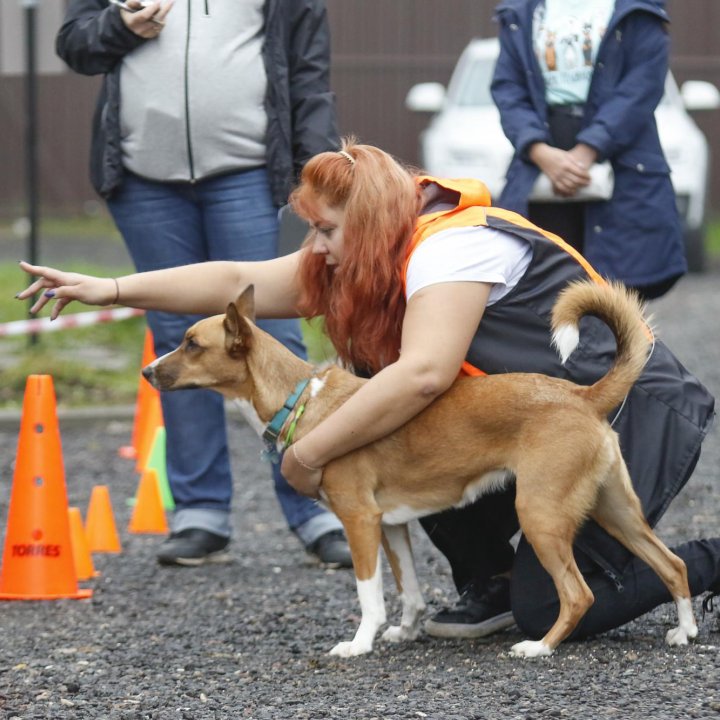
[290,139,422,374]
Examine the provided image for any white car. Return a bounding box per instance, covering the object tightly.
[406,37,720,272]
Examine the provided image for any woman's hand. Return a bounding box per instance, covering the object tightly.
[568,143,599,175]
[529,143,591,198]
[117,1,174,40]
[16,261,117,319]
[281,443,323,499]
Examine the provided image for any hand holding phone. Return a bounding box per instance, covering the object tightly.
[109,0,168,31]
[109,0,149,12]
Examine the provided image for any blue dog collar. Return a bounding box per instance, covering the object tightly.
[261,379,310,463]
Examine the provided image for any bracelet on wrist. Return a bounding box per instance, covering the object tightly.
[111,277,120,305]
[292,444,322,472]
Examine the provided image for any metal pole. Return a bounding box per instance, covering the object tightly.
[22,0,40,345]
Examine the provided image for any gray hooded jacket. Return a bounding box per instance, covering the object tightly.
[56,0,339,205]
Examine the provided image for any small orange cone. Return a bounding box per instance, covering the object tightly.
[85,486,122,554]
[68,507,99,581]
[119,328,161,460]
[128,469,169,534]
[0,375,91,600]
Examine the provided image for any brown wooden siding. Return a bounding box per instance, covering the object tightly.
[0,0,719,216]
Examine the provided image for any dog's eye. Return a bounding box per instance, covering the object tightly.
[185,338,201,352]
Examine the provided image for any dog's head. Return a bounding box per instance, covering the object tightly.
[142,285,257,398]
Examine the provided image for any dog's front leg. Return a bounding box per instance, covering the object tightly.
[380,523,426,643]
[329,514,386,658]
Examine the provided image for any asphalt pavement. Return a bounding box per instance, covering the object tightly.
[0,271,718,719]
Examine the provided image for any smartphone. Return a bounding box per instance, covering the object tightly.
[109,0,162,24]
[109,0,150,13]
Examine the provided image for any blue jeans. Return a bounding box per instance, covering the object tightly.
[107,169,341,546]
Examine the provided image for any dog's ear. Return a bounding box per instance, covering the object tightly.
[223,301,253,358]
[235,285,256,322]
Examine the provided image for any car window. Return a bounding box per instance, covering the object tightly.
[452,57,495,107]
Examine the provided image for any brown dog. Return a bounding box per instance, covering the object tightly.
[142,281,697,658]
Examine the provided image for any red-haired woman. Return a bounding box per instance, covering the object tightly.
[18,139,718,645]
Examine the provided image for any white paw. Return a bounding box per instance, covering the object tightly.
[510,640,553,658]
[382,625,419,643]
[666,625,696,646]
[329,640,372,658]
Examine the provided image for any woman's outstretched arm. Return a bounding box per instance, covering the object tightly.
[17,253,304,320]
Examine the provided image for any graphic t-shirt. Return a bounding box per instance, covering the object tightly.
[533,0,615,105]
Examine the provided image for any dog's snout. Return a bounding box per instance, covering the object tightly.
[142,364,155,384]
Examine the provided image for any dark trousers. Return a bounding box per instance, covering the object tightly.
[528,202,679,300]
[512,536,720,640]
[420,486,719,639]
[419,486,519,592]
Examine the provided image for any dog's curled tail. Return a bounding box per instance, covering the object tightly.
[551,280,652,416]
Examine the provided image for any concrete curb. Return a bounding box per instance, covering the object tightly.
[0,404,136,431]
[0,401,247,431]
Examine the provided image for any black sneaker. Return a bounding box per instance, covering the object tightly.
[306,530,353,569]
[702,577,720,623]
[424,576,515,639]
[156,528,231,567]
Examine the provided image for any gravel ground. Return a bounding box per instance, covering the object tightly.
[0,272,718,720]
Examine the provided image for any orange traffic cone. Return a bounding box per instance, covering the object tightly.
[0,375,92,600]
[119,328,161,460]
[128,468,169,534]
[85,486,122,554]
[68,507,99,581]
[135,392,164,473]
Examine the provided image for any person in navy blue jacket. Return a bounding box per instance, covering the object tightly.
[491,0,686,299]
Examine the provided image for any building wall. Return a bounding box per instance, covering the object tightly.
[0,0,718,216]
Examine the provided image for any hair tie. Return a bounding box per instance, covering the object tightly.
[338,150,356,166]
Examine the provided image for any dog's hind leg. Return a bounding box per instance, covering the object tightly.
[328,510,386,658]
[511,484,595,658]
[590,456,697,646]
[380,523,426,643]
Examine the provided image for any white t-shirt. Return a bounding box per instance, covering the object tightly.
[405,225,533,304]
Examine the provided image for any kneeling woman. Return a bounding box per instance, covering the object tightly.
[19,139,719,640]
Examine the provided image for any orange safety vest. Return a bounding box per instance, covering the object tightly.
[404,176,604,376]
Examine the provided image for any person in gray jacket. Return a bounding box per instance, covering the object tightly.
[56,0,352,568]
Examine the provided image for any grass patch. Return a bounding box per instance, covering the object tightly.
[707,214,720,256]
[0,350,142,408]
[0,213,121,241]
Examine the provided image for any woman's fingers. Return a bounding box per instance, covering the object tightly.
[17,261,61,292]
[123,0,173,39]
[50,297,74,321]
[16,261,116,315]
[24,286,76,318]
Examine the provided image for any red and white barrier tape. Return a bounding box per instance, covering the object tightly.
[0,307,145,337]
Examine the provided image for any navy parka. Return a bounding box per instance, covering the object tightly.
[491,0,687,287]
